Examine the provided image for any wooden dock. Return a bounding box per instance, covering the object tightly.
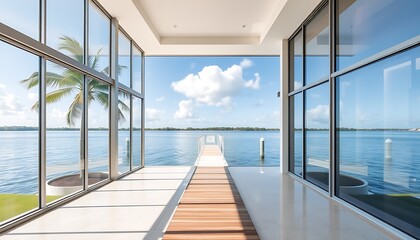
[163,167,259,239]
[194,145,228,167]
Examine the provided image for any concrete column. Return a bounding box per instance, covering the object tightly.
[110,18,119,180]
[280,39,289,174]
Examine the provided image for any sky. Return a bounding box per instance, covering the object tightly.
[145,57,281,128]
[0,0,419,130]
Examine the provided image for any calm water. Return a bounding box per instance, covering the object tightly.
[1,130,419,194]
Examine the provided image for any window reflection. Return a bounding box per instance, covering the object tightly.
[132,97,141,168]
[305,83,329,190]
[337,46,420,237]
[0,0,39,40]
[118,91,131,174]
[336,0,420,70]
[46,0,84,61]
[290,93,303,176]
[89,1,110,76]
[118,32,131,87]
[88,78,109,186]
[0,41,40,223]
[305,5,329,85]
[289,31,303,91]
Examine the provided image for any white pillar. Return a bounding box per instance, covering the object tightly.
[280,39,289,174]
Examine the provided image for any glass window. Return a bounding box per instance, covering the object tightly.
[118,32,131,87]
[336,46,420,238]
[46,0,84,61]
[132,97,141,168]
[45,61,84,203]
[289,93,303,176]
[0,41,40,223]
[289,31,303,91]
[88,1,110,76]
[0,0,39,40]
[88,78,109,186]
[118,91,130,174]
[336,0,420,70]
[132,46,142,93]
[305,5,329,85]
[305,83,329,191]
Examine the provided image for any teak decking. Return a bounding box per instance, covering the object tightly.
[163,167,259,239]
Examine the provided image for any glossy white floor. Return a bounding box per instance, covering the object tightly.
[1,166,405,240]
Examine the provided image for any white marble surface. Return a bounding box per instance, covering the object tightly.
[1,166,192,240]
[229,167,404,240]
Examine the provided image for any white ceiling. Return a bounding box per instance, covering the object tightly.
[97,0,322,55]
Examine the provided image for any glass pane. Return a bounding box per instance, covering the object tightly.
[132,97,141,168]
[0,0,39,40]
[336,46,420,238]
[290,31,303,91]
[336,0,420,70]
[118,91,130,174]
[46,61,84,202]
[305,6,329,85]
[132,46,142,93]
[46,0,84,61]
[88,1,110,76]
[88,79,109,186]
[305,83,329,191]
[118,32,131,87]
[289,93,303,176]
[0,41,40,223]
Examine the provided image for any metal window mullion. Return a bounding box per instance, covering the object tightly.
[329,0,336,197]
[129,42,133,171]
[39,0,47,210]
[82,0,89,191]
[140,54,145,167]
[301,25,307,179]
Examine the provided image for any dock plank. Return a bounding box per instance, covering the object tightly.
[163,167,259,239]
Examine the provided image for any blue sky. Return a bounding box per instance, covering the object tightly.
[145,57,281,128]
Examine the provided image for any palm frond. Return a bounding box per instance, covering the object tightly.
[93,91,109,109]
[30,87,74,111]
[58,36,84,63]
[67,92,84,126]
[88,48,102,71]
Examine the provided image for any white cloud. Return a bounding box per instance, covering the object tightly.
[146,108,165,122]
[294,81,303,89]
[0,93,24,115]
[244,73,260,90]
[307,104,329,124]
[155,96,165,102]
[49,108,67,119]
[171,64,260,109]
[240,58,253,69]
[174,99,196,119]
[28,92,37,100]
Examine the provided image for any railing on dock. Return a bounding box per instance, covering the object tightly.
[195,134,227,167]
[197,134,224,156]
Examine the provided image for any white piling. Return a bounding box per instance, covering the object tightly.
[260,137,265,159]
[385,138,392,159]
[126,137,130,158]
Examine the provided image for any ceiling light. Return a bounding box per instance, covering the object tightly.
[173,24,178,29]
[242,24,247,29]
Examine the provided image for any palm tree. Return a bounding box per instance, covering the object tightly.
[22,35,129,125]
[21,36,129,179]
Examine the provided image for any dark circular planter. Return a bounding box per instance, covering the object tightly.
[307,172,368,195]
[46,172,108,196]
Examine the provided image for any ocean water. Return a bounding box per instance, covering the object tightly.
[1,130,419,195]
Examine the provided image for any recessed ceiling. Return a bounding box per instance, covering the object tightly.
[97,0,322,55]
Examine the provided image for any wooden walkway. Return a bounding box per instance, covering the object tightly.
[194,145,228,167]
[163,167,259,239]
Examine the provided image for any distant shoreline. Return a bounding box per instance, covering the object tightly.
[0,126,417,132]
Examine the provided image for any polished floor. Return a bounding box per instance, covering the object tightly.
[1,166,406,240]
